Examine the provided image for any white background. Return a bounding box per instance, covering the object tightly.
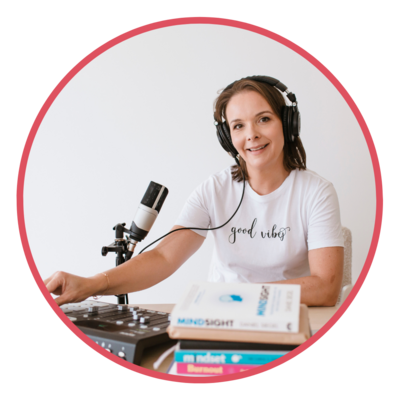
[23,21,374,304]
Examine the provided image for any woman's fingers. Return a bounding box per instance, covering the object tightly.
[44,272,90,306]
[54,293,70,306]
[45,271,65,296]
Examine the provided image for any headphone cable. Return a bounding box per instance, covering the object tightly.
[138,160,245,255]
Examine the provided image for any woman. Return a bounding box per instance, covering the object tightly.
[45,76,344,307]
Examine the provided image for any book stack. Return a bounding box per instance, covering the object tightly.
[165,282,311,376]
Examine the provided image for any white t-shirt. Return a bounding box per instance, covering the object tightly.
[175,167,344,283]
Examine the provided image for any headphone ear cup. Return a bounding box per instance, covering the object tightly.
[292,109,301,139]
[216,123,229,151]
[282,107,290,143]
[216,122,238,158]
[283,106,298,142]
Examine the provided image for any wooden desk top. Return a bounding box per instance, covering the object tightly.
[133,303,340,373]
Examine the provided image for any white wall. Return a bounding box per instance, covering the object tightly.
[24,24,376,304]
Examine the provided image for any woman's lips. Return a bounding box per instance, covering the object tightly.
[247,143,269,155]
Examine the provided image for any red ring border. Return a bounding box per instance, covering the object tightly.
[14,16,385,384]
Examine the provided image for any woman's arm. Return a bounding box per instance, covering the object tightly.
[45,225,205,306]
[270,246,344,306]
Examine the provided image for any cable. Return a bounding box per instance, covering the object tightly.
[138,161,246,255]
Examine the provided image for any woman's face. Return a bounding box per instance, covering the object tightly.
[226,90,285,174]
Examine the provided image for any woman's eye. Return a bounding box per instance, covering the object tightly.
[260,117,270,123]
[233,124,242,130]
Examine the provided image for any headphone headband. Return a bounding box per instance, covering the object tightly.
[223,75,297,104]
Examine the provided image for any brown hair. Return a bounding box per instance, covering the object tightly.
[213,79,307,182]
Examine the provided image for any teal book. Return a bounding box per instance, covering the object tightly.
[174,349,288,365]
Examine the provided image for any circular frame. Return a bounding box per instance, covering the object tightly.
[14,16,385,384]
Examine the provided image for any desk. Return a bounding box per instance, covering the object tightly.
[134,304,340,373]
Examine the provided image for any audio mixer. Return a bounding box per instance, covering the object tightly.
[60,300,175,365]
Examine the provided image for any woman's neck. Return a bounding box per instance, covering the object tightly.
[247,164,290,196]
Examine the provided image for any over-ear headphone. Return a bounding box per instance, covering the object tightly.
[214,75,301,159]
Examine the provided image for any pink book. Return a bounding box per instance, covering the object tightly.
[176,362,258,375]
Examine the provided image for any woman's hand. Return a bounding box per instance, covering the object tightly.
[44,271,102,306]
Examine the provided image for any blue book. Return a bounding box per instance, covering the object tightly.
[174,349,288,365]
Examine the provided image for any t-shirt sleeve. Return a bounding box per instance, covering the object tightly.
[307,182,344,250]
[175,182,211,238]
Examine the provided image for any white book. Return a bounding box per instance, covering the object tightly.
[170,282,301,333]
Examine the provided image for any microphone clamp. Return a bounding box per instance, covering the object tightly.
[101,222,141,305]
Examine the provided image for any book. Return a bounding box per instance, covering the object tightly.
[167,304,310,345]
[175,349,288,365]
[178,340,298,352]
[176,362,258,376]
[170,282,301,333]
[166,361,260,376]
[166,361,210,377]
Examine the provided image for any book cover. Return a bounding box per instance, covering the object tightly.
[170,282,301,333]
[166,361,210,377]
[175,349,288,365]
[176,362,258,375]
[167,304,310,345]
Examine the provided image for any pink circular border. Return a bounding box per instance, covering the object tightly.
[17,17,383,384]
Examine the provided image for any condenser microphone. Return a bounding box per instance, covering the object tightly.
[129,181,169,243]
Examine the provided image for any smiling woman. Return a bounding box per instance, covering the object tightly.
[45,75,344,308]
[175,76,344,306]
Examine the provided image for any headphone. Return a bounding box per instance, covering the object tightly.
[214,75,301,160]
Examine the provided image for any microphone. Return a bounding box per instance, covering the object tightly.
[125,181,168,259]
[100,181,168,304]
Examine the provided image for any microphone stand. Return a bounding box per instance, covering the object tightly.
[101,223,138,304]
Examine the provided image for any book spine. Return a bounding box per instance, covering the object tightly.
[170,314,296,332]
[176,363,259,376]
[174,350,287,365]
[178,340,298,352]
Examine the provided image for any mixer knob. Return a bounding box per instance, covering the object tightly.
[88,306,99,314]
[140,316,150,324]
[117,305,129,311]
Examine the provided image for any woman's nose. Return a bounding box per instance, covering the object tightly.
[246,125,260,140]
